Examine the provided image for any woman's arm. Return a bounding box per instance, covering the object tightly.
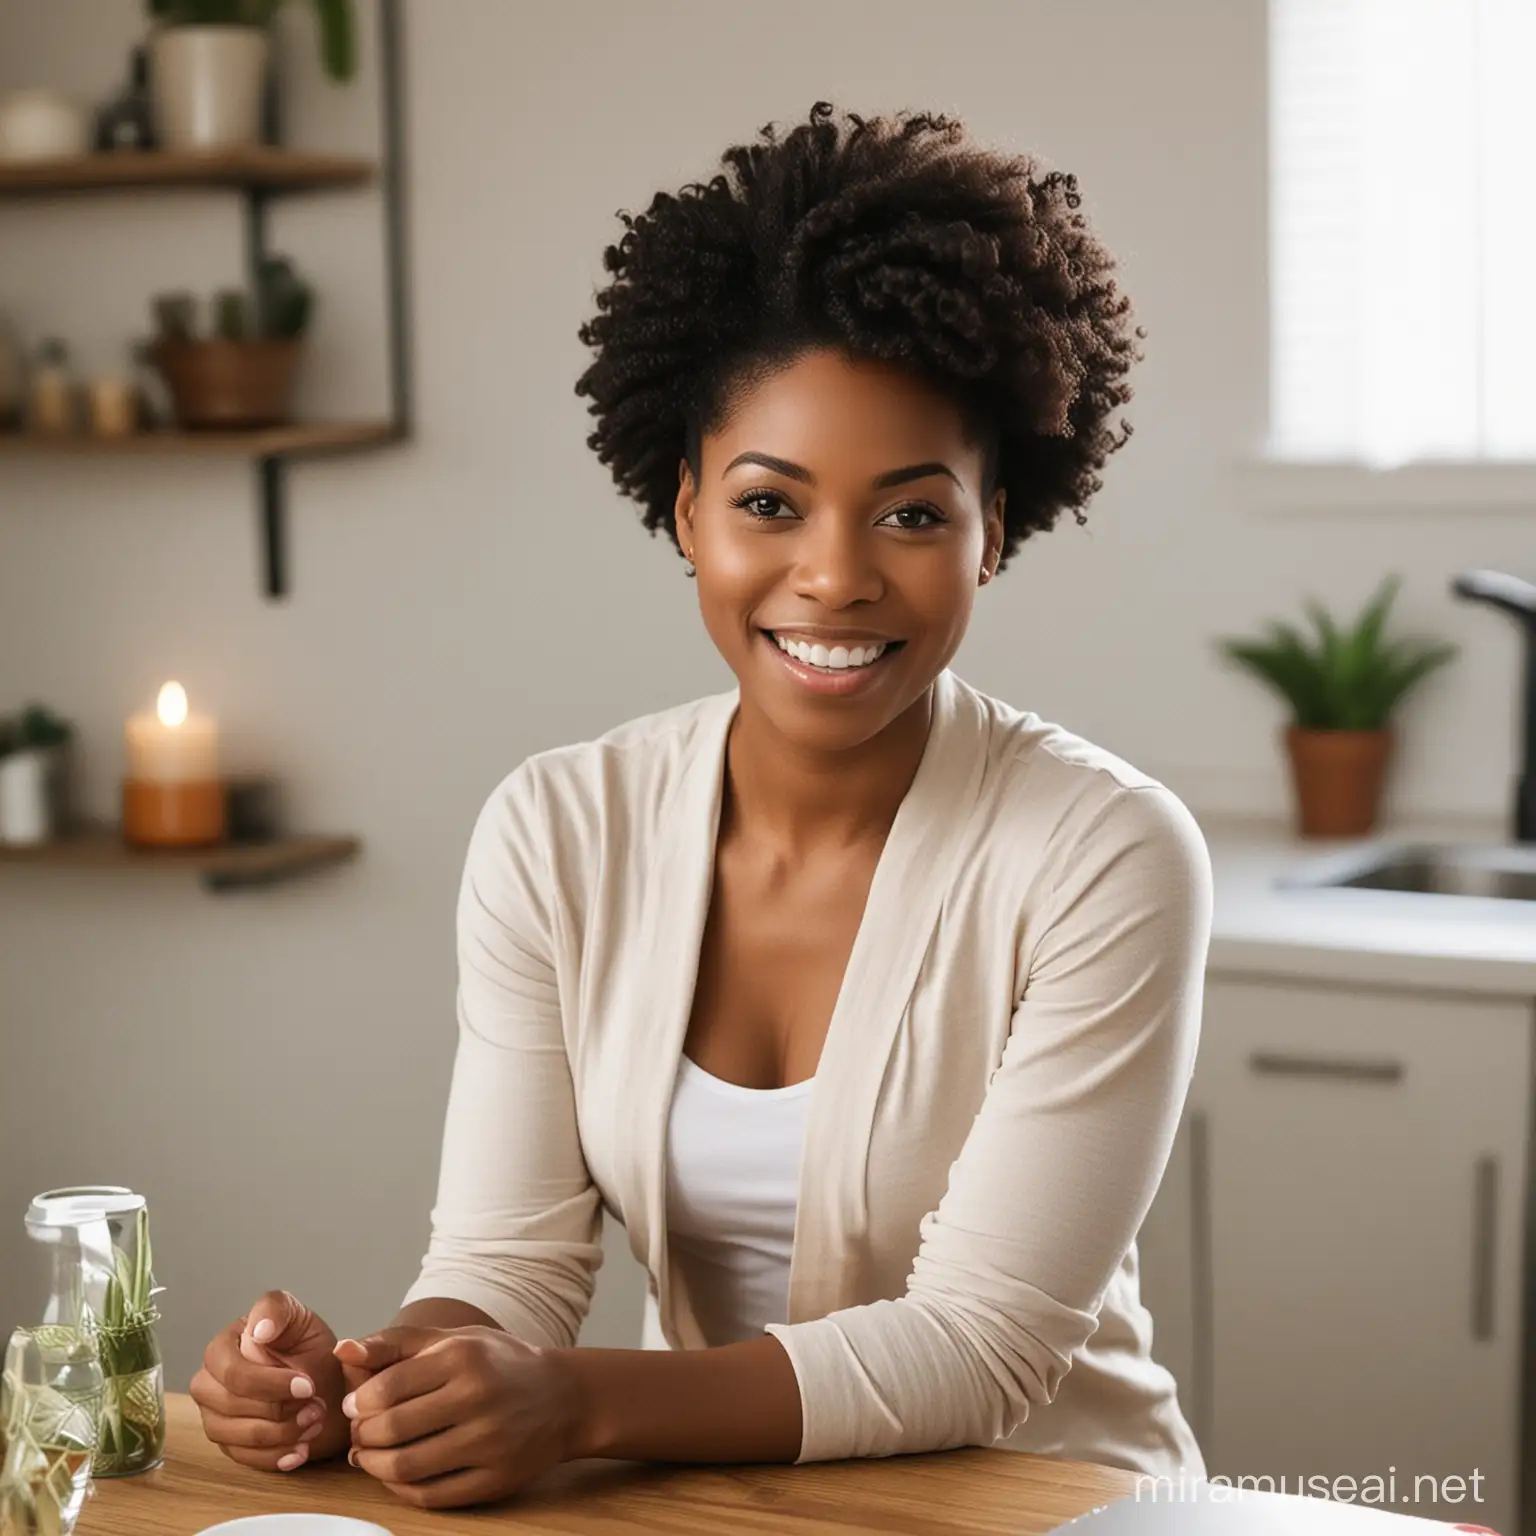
[390,1299,501,1331]
[399,761,606,1349]
[761,782,1212,1461]
[558,1335,803,1462]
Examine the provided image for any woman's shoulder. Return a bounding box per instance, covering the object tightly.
[956,674,1208,873]
[471,688,736,851]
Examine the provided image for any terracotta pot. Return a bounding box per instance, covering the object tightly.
[151,338,301,429]
[1284,725,1394,838]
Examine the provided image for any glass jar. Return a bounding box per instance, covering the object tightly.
[23,1189,164,1478]
[0,1324,100,1535]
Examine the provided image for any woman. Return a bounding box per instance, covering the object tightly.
[190,101,1212,1511]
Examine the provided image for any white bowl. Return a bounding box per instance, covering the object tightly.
[195,1519,394,1536]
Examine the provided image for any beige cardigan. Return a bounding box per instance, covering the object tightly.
[402,668,1212,1477]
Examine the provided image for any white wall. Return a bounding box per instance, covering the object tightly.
[1,0,1528,1387]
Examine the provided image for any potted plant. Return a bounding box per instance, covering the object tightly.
[145,0,356,152]
[0,704,74,846]
[1216,576,1458,837]
[148,255,314,428]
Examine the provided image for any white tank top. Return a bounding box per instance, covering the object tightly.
[657,1054,813,1346]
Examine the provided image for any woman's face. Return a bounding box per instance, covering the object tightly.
[674,347,1005,753]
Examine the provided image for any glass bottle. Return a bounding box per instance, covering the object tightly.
[93,47,156,154]
[22,1189,164,1478]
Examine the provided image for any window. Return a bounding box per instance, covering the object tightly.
[1269,0,1536,467]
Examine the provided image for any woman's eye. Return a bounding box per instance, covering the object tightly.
[879,504,944,531]
[732,490,795,521]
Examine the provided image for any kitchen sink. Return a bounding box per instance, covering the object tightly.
[1279,842,1536,901]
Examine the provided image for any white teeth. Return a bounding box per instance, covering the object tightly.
[773,634,888,671]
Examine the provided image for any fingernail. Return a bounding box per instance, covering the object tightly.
[298,1420,324,1444]
[341,1392,357,1419]
[290,1375,314,1400]
[295,1404,323,1429]
[347,1447,361,1469]
[252,1318,276,1343]
[277,1446,308,1472]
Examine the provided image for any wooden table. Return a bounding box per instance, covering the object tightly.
[81,1393,1137,1534]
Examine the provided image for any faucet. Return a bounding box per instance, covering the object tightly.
[1451,569,1536,843]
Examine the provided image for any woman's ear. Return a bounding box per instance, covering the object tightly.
[674,457,697,559]
[985,487,1006,569]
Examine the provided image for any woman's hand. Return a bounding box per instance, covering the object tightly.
[190,1290,361,1472]
[339,1325,585,1510]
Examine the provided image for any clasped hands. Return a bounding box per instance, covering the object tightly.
[189,1291,588,1510]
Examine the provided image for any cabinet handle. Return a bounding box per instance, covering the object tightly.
[1471,1155,1499,1341]
[1248,1051,1404,1084]
[1188,1109,1215,1455]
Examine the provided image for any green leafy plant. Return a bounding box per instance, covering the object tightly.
[1216,575,1458,731]
[0,705,73,758]
[16,706,73,750]
[146,0,357,82]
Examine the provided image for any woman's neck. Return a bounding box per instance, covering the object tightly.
[721,685,935,858]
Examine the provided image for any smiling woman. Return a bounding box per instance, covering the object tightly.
[188,101,1212,1514]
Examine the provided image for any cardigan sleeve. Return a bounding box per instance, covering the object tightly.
[763,782,1212,1461]
[399,762,604,1349]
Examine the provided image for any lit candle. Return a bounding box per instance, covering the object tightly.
[122,681,226,847]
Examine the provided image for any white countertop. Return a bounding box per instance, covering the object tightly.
[1199,812,1536,997]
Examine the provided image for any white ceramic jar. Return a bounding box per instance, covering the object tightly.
[0,747,57,845]
[149,25,269,152]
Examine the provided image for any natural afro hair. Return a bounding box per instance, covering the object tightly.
[575,101,1143,572]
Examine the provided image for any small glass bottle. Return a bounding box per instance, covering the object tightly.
[27,339,77,436]
[93,48,156,154]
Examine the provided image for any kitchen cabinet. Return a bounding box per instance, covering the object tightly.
[1138,973,1531,1536]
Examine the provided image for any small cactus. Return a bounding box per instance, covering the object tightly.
[213,289,251,342]
[256,256,314,339]
[152,292,197,343]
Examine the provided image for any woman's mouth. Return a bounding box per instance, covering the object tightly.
[760,629,904,695]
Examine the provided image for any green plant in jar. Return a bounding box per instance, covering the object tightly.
[82,1209,164,1477]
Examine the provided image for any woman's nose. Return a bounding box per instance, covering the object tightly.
[792,522,883,608]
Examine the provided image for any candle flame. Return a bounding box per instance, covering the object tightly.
[156,681,188,729]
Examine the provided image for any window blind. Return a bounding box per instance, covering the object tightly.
[1269,0,1536,466]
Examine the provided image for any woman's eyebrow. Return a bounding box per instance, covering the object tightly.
[722,452,960,489]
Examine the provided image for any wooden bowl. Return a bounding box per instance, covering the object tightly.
[151,338,302,429]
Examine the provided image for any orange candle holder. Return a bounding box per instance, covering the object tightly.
[122,778,226,848]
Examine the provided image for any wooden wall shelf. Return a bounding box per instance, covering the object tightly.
[0,0,411,599]
[0,827,361,893]
[0,424,400,459]
[0,149,374,198]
